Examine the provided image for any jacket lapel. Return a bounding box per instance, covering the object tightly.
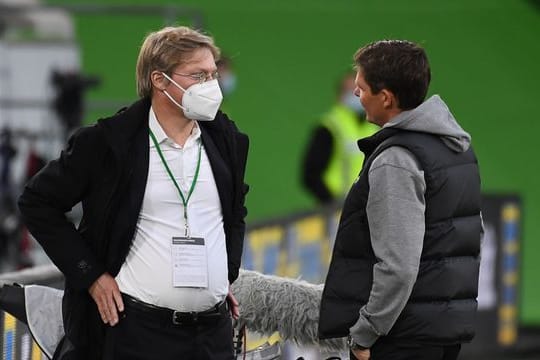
[200,125,233,228]
[98,98,150,272]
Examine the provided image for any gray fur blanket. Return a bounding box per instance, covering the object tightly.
[231,269,346,353]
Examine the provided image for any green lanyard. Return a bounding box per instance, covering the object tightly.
[149,129,202,237]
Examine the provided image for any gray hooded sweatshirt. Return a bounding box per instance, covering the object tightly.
[349,95,473,347]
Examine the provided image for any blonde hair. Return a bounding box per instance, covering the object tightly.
[136,26,220,98]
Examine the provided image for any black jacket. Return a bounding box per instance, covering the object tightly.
[319,128,481,345]
[18,97,249,359]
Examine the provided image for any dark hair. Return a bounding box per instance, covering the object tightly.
[354,40,431,110]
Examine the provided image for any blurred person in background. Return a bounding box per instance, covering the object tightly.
[216,54,238,116]
[301,72,377,205]
[18,26,249,360]
[217,55,237,98]
[319,40,481,360]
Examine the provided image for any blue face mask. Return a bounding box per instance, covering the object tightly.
[218,74,237,96]
[342,93,365,116]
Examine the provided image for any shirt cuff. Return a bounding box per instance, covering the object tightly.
[349,307,381,348]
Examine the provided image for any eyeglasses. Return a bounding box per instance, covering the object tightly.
[172,71,220,84]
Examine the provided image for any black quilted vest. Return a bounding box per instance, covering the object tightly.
[319,128,481,345]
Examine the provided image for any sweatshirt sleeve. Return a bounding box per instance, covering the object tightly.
[349,146,426,347]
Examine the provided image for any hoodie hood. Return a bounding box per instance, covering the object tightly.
[383,95,471,152]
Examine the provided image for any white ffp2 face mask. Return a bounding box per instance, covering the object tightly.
[161,72,223,121]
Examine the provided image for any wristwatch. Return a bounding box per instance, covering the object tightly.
[347,335,368,351]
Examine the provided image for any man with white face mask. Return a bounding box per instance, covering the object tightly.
[18,26,249,360]
[301,72,378,205]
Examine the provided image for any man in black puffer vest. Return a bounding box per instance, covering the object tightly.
[318,40,482,360]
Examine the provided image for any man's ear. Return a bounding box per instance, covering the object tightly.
[381,89,399,110]
[151,71,168,91]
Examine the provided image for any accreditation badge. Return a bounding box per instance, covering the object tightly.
[171,236,209,288]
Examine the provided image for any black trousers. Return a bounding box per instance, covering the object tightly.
[351,337,461,360]
[102,303,234,360]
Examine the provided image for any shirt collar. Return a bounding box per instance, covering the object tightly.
[149,107,168,145]
[149,107,202,148]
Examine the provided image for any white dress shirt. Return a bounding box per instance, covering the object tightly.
[116,108,228,312]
